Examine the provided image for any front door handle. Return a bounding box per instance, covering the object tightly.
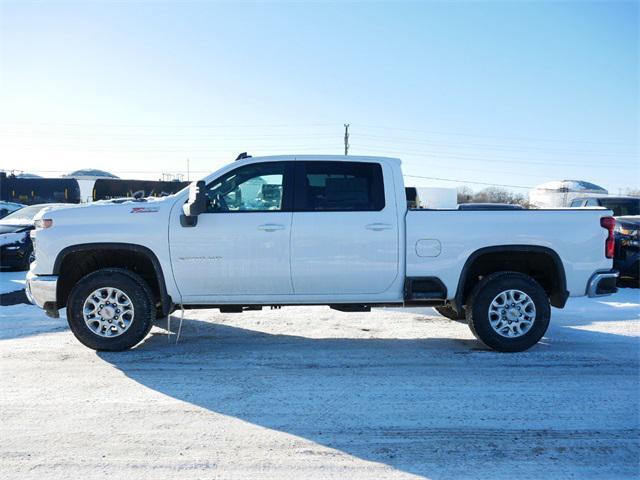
[365,223,393,231]
[257,223,285,232]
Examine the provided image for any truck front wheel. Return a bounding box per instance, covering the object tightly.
[465,272,550,352]
[66,268,155,351]
[434,305,465,321]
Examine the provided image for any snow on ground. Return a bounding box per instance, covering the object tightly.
[0,270,27,294]
[0,303,67,339]
[0,273,638,480]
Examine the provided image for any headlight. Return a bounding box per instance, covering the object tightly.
[615,224,639,236]
[34,218,53,229]
[4,245,21,250]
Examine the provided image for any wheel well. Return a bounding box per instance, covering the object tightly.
[56,246,171,316]
[456,247,568,309]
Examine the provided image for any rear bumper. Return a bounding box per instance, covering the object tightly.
[586,270,619,297]
[25,271,59,317]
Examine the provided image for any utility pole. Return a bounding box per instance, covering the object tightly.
[344,124,350,156]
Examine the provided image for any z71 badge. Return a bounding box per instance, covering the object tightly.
[130,207,160,213]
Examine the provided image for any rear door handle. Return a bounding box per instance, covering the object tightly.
[365,223,393,231]
[257,223,285,232]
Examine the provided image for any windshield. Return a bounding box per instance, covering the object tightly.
[0,204,53,224]
[599,198,640,217]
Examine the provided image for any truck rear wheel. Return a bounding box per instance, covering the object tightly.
[466,271,550,352]
[66,268,154,351]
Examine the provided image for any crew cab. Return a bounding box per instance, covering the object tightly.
[26,155,618,352]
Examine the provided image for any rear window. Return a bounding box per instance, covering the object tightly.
[598,198,640,216]
[298,161,385,212]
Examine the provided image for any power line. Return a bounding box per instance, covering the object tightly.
[0,121,337,129]
[4,167,541,191]
[353,133,638,157]
[2,120,635,148]
[353,146,631,169]
[4,139,631,169]
[0,131,339,140]
[355,123,639,148]
[404,174,534,190]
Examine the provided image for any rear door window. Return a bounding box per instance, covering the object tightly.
[295,161,385,211]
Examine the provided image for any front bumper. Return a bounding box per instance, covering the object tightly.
[586,270,619,298]
[614,248,639,280]
[25,271,59,318]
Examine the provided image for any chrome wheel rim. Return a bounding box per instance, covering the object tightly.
[82,287,135,337]
[488,289,536,338]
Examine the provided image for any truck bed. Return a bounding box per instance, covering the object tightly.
[406,208,611,298]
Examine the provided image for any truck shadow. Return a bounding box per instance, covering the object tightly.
[97,309,639,479]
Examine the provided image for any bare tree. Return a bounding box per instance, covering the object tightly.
[457,186,529,207]
[457,186,474,204]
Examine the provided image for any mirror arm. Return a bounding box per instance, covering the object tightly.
[180,214,198,227]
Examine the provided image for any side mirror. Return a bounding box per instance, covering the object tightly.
[181,180,206,226]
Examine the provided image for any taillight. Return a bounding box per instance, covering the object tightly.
[600,216,615,259]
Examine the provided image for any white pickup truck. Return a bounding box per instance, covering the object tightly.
[26,155,618,352]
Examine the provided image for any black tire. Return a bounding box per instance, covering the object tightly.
[18,247,34,271]
[466,271,550,352]
[66,268,155,351]
[434,305,466,321]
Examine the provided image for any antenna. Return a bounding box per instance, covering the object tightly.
[344,123,350,155]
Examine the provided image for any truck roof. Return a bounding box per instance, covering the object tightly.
[235,154,402,165]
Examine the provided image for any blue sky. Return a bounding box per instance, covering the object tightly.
[0,0,638,193]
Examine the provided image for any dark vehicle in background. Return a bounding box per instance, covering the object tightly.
[458,203,524,211]
[0,203,68,270]
[570,196,640,283]
[613,216,639,282]
[0,201,24,219]
[569,196,640,217]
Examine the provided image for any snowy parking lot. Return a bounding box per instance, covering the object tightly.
[1,271,639,479]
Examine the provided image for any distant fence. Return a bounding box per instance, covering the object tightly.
[0,172,190,205]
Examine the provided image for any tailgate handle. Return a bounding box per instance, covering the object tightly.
[365,223,392,231]
[257,223,285,232]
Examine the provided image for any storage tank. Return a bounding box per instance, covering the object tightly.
[529,180,608,208]
[64,169,120,202]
